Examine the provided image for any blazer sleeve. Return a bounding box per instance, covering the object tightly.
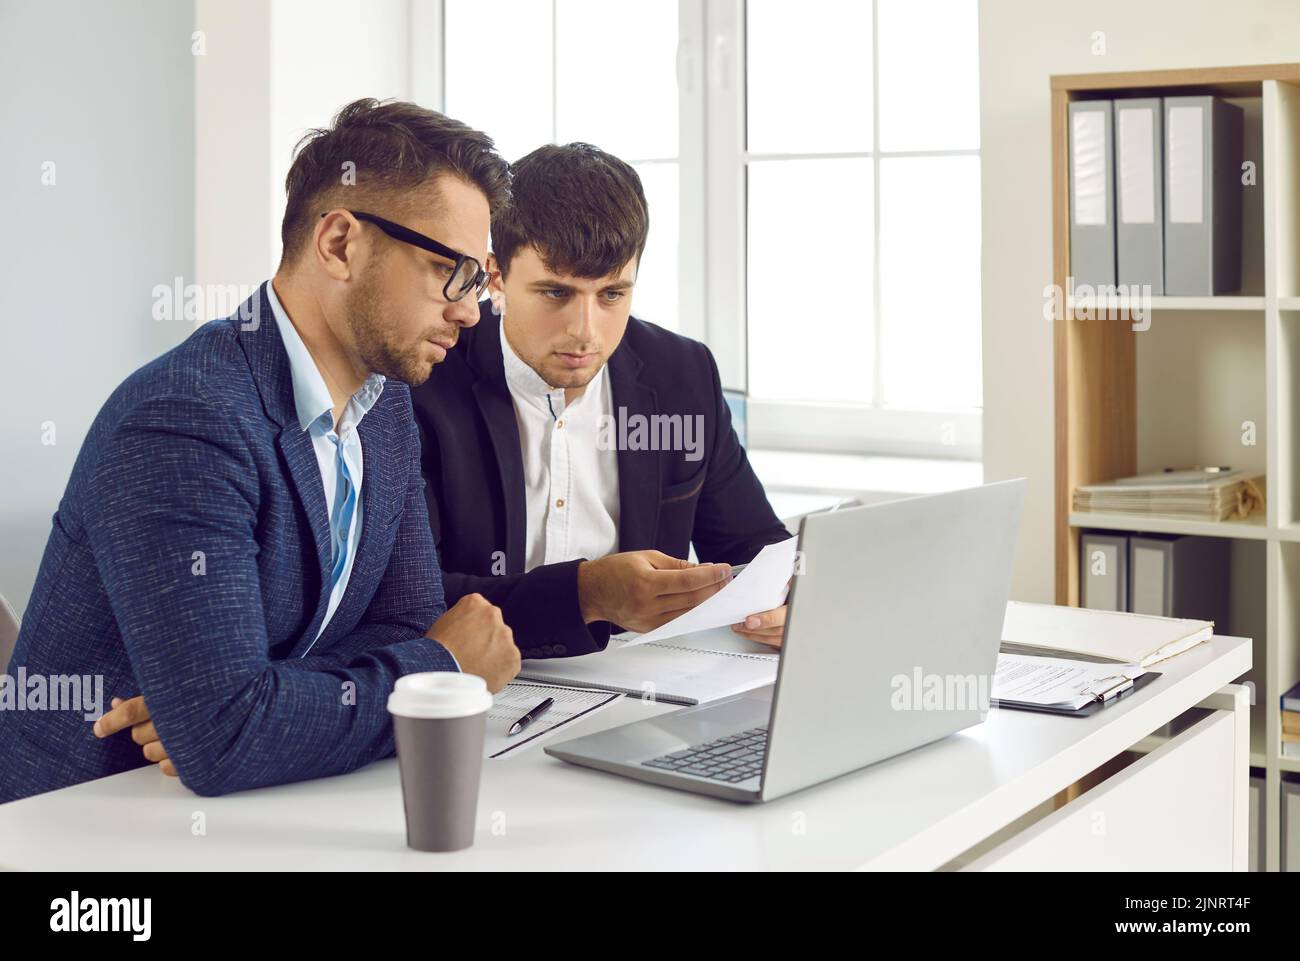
[438,562,611,658]
[80,392,456,798]
[690,347,792,565]
[417,414,610,658]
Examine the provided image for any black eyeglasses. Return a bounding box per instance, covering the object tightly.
[322,209,490,303]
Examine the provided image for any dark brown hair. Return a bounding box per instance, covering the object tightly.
[280,98,510,264]
[492,143,649,279]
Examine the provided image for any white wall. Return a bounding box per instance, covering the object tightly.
[0,0,196,614]
[269,0,413,262]
[195,0,272,290]
[978,0,1300,603]
[195,0,422,292]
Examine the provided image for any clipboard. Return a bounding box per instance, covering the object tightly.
[992,670,1161,717]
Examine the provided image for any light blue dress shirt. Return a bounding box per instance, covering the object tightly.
[266,282,385,652]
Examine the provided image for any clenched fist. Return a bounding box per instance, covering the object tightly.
[425,593,520,693]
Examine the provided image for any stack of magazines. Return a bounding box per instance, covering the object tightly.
[1073,468,1264,521]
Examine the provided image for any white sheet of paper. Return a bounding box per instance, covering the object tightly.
[993,653,1146,710]
[483,681,621,759]
[620,537,798,647]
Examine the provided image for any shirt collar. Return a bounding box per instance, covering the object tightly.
[499,318,604,417]
[267,280,385,433]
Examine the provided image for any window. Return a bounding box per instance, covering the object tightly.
[443,0,683,330]
[437,0,981,459]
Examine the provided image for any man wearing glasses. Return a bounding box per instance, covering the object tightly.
[412,144,792,660]
[0,99,520,802]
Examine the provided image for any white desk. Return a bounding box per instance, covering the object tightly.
[0,636,1250,871]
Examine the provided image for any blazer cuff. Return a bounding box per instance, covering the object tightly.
[392,634,461,674]
[515,558,610,659]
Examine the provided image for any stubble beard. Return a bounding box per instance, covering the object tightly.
[345,273,436,387]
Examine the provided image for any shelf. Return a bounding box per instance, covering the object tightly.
[1054,65,1300,872]
[1050,63,1293,96]
[1148,296,1265,311]
[1068,512,1269,540]
[1064,295,1264,315]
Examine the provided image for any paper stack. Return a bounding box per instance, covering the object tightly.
[1073,469,1264,521]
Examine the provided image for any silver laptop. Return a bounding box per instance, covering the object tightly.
[545,479,1026,803]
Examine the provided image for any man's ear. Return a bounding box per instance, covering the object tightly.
[315,210,359,281]
[486,253,507,313]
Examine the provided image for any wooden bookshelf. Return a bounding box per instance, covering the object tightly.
[1052,63,1300,872]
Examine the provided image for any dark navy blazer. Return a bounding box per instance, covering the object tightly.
[0,283,454,803]
[412,303,789,659]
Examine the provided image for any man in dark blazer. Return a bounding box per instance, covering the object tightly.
[0,100,519,803]
[413,144,791,660]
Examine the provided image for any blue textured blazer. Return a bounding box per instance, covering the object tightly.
[0,283,454,803]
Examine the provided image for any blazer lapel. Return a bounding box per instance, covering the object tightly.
[608,340,662,552]
[468,310,528,574]
[278,425,333,650]
[236,282,334,650]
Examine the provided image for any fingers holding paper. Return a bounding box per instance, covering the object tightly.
[731,604,787,648]
[577,550,732,634]
[620,538,799,647]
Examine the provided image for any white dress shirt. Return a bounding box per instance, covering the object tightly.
[267,281,385,649]
[499,322,621,572]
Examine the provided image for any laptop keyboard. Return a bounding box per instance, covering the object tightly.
[641,727,768,783]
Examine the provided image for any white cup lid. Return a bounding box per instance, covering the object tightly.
[387,672,493,719]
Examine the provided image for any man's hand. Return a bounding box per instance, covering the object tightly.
[426,593,520,692]
[731,604,787,648]
[93,695,177,776]
[577,550,732,633]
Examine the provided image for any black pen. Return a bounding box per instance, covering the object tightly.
[508,697,555,736]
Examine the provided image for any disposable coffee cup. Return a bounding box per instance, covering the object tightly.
[388,672,493,852]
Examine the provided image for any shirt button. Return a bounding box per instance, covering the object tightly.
[555,498,565,509]
[556,420,565,429]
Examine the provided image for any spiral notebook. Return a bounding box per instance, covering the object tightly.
[517,627,779,706]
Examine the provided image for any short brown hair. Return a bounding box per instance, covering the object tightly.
[280,98,510,264]
[492,143,649,279]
